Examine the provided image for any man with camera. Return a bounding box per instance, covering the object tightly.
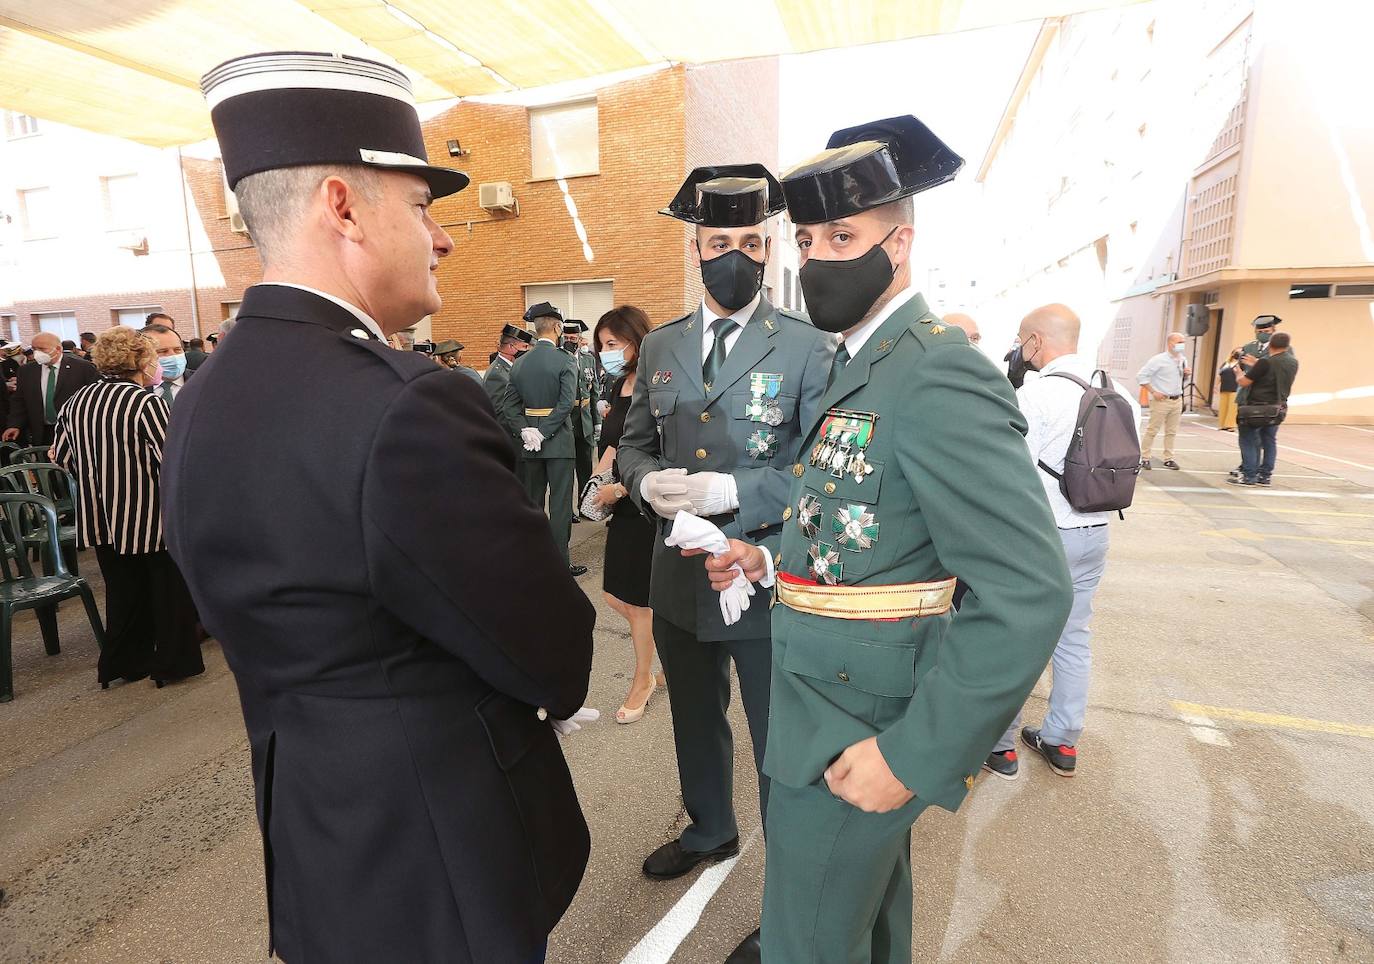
[1228,331,1298,487]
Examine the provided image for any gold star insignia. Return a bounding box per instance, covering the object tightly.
[930,325,947,335]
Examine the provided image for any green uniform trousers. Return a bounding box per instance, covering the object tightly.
[572,420,594,514]
[762,780,928,964]
[523,457,574,567]
[653,615,772,851]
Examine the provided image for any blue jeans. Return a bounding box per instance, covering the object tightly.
[1238,423,1279,481]
[997,525,1110,750]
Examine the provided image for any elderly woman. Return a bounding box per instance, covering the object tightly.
[52,327,204,689]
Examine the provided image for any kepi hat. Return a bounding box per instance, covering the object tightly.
[781,115,963,224]
[202,51,469,199]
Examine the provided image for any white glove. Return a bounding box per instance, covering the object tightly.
[664,512,755,626]
[681,472,739,517]
[520,427,545,452]
[641,467,692,518]
[551,706,600,738]
[596,399,611,418]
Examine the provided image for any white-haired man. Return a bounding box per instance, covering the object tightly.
[1136,331,1190,469]
[161,52,594,964]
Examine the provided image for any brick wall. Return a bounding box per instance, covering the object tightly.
[422,66,689,352]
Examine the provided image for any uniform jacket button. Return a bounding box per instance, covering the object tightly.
[782,506,792,521]
[837,671,850,682]
[654,408,661,417]
[699,412,711,423]
[793,464,805,477]
[696,448,708,460]
[824,482,837,494]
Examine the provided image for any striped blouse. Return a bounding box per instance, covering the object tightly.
[52,378,171,555]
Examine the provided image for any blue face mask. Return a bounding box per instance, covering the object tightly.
[159,354,187,381]
[599,349,626,378]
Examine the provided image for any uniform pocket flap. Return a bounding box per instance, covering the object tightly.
[648,388,678,418]
[802,458,885,503]
[475,690,542,771]
[781,626,916,698]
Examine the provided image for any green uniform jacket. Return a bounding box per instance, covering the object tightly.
[618,296,834,641]
[566,349,600,440]
[502,340,576,460]
[484,355,515,432]
[763,293,1072,813]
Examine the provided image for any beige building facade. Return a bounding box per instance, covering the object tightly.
[973,0,1374,423]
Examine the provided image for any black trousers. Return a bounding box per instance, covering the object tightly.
[572,420,594,515]
[93,546,204,684]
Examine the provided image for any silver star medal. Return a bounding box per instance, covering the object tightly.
[797,494,821,538]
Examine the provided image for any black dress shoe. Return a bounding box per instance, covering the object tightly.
[642,836,740,880]
[724,927,760,963]
[569,564,588,577]
[571,515,582,524]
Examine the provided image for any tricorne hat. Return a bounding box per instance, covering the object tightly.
[202,51,469,199]
[660,164,786,227]
[562,319,589,334]
[523,302,563,324]
[433,339,464,355]
[780,115,963,225]
[500,323,535,345]
[1252,314,1283,328]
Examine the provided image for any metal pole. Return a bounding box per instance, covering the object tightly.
[176,147,203,339]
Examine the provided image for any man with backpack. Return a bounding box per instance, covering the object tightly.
[983,303,1140,780]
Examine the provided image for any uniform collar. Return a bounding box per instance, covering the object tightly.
[252,282,387,341]
[841,287,918,357]
[701,291,762,332]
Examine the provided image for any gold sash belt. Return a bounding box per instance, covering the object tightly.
[574,399,590,407]
[525,407,554,417]
[777,575,957,620]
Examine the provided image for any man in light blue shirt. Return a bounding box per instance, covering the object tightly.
[1136,332,1190,469]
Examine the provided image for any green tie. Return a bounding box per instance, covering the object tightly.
[827,342,850,389]
[43,365,58,423]
[702,317,738,391]
[160,382,175,408]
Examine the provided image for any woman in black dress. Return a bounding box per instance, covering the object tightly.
[591,306,663,723]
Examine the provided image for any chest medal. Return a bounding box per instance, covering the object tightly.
[746,372,785,426]
[810,408,879,483]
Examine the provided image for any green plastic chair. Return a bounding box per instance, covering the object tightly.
[11,445,53,465]
[0,493,106,702]
[0,464,79,575]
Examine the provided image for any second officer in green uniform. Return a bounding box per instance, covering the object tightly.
[704,116,1073,964]
[561,318,600,521]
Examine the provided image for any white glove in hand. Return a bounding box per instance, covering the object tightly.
[664,512,755,626]
[641,467,692,518]
[682,471,738,517]
[520,427,545,452]
[552,706,600,738]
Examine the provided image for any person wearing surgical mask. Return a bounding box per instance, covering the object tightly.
[4,330,99,444]
[590,306,664,726]
[1136,331,1191,470]
[142,322,189,408]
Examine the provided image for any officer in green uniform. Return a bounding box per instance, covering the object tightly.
[486,321,536,483]
[618,165,833,964]
[702,117,1073,964]
[561,319,600,521]
[1235,314,1288,405]
[503,306,587,577]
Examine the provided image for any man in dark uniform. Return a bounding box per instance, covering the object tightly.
[561,318,600,522]
[618,165,833,964]
[504,307,586,577]
[162,52,594,964]
[702,116,1072,963]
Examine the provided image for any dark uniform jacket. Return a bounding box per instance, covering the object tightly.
[567,348,600,439]
[503,339,576,460]
[617,296,833,640]
[161,285,594,964]
[7,352,99,444]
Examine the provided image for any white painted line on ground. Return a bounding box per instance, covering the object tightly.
[1182,470,1337,480]
[621,830,760,964]
[1339,425,1374,435]
[1147,485,1337,499]
[1178,711,1233,747]
[1268,443,1374,473]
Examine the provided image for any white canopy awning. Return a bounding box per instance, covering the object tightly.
[0,0,1142,146]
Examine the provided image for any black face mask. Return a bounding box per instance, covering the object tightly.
[797,228,898,333]
[701,249,765,312]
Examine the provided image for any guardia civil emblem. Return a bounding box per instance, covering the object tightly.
[797,494,821,538]
[832,504,879,552]
[807,542,843,586]
[745,430,777,460]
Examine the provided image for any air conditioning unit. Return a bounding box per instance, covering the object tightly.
[479,181,516,212]
[229,211,249,234]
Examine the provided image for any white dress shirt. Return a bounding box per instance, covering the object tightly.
[1018,354,1142,528]
[39,360,60,400]
[839,287,918,357]
[255,282,388,342]
[700,292,762,363]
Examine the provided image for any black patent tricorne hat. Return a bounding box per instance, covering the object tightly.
[660,164,786,226]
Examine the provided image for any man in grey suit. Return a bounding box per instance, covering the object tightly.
[504,307,587,577]
[617,165,833,964]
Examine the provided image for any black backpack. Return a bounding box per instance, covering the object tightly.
[1037,371,1141,514]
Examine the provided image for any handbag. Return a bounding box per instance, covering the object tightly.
[578,470,616,522]
[1237,403,1285,427]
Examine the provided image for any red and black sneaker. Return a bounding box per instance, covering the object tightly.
[1022,727,1077,777]
[982,749,1019,781]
